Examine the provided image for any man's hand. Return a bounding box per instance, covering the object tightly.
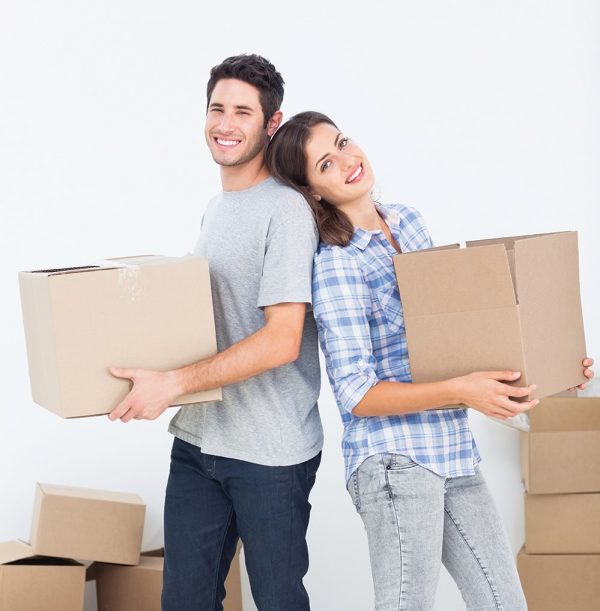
[568,357,595,391]
[108,367,183,423]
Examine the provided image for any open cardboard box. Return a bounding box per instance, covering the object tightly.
[521,396,600,494]
[93,545,242,611]
[0,540,85,611]
[517,547,600,611]
[393,232,587,400]
[30,483,145,565]
[19,254,222,418]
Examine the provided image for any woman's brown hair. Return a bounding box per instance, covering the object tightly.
[265,111,355,247]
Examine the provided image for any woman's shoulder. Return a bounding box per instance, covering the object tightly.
[380,202,426,226]
[314,241,362,278]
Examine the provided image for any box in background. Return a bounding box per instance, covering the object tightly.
[517,547,600,611]
[0,540,85,611]
[30,483,145,565]
[94,545,242,611]
[393,232,587,399]
[524,491,600,553]
[521,396,600,494]
[19,254,222,418]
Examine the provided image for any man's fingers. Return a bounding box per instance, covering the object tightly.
[109,367,137,380]
[108,397,132,421]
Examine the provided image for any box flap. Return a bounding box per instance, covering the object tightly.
[466,232,558,249]
[530,397,600,432]
[514,231,587,397]
[38,483,144,506]
[393,244,516,315]
[0,540,34,565]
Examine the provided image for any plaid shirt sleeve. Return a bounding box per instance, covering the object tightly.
[312,250,379,414]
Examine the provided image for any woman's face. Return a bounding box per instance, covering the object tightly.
[304,122,375,207]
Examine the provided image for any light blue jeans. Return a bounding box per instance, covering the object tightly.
[347,454,527,611]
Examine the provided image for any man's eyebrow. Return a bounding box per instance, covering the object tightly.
[314,132,342,169]
[208,102,255,112]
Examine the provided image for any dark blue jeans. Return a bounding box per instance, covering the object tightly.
[161,437,321,611]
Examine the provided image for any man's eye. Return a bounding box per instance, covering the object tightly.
[339,137,349,149]
[209,108,223,113]
[320,160,332,172]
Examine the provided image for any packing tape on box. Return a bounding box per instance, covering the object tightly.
[95,260,142,303]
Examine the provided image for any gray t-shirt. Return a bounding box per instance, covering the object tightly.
[168,177,323,466]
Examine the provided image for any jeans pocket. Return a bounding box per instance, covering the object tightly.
[346,471,361,512]
[386,453,417,471]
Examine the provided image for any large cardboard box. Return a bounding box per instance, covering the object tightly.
[94,546,242,611]
[0,540,85,611]
[30,483,145,565]
[19,254,222,418]
[393,232,587,399]
[517,547,600,611]
[521,396,600,494]
[525,492,600,553]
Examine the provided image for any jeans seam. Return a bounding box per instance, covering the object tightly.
[444,506,503,611]
[352,471,361,512]
[211,504,235,611]
[383,458,406,611]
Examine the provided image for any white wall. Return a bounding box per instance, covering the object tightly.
[1,2,598,610]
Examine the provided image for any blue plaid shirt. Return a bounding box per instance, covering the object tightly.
[312,204,480,483]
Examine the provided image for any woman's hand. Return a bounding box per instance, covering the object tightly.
[451,371,538,420]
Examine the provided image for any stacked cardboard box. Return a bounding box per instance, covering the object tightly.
[518,396,600,610]
[3,483,243,610]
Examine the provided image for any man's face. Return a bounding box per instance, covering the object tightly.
[205,79,269,167]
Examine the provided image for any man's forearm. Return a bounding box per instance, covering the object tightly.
[175,323,299,395]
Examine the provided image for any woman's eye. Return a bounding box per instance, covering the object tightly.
[320,160,332,172]
[339,137,349,149]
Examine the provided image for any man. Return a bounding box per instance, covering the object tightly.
[109,54,322,611]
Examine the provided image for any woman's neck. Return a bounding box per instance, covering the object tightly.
[341,196,382,231]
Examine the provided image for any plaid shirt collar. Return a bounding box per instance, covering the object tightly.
[349,204,401,251]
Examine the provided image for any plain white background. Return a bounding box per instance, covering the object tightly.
[1,1,598,609]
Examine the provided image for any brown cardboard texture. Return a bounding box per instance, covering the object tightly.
[525,492,600,553]
[94,545,242,611]
[30,483,145,565]
[517,547,600,611]
[521,396,600,494]
[393,232,587,399]
[0,540,85,611]
[19,254,222,418]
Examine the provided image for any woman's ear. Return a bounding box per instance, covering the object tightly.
[311,193,322,201]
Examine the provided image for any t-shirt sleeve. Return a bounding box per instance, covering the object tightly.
[257,195,318,308]
[312,251,379,413]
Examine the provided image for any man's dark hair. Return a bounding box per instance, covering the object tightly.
[206,54,285,127]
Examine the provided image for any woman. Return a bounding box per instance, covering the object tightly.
[265,111,594,611]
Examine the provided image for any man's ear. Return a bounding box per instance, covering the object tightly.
[266,110,283,137]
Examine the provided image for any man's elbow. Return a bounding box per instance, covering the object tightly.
[279,336,302,365]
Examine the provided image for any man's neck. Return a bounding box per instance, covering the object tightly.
[220,154,271,192]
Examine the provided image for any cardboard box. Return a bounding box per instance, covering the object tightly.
[0,540,85,611]
[30,483,145,565]
[19,254,222,418]
[393,232,587,399]
[525,492,600,553]
[517,547,600,611]
[521,396,600,494]
[94,546,242,611]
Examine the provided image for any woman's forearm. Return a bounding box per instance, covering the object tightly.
[352,379,462,417]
